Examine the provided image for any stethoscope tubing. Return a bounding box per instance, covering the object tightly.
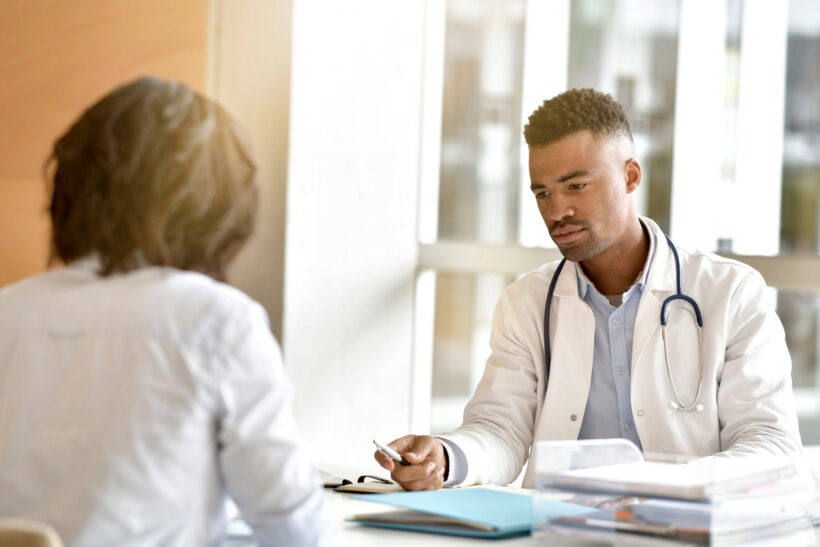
[543,234,705,412]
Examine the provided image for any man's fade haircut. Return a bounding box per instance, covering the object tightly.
[523,88,633,148]
[47,75,258,281]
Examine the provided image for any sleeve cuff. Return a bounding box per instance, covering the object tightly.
[436,437,467,486]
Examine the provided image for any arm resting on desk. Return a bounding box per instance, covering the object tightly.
[715,271,803,458]
[216,305,333,546]
[437,288,539,487]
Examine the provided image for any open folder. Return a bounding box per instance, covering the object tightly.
[349,487,594,538]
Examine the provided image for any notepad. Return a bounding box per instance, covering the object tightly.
[319,469,404,493]
[335,481,404,494]
[349,487,595,538]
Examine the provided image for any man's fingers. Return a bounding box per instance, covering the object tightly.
[391,460,436,482]
[390,461,445,490]
[406,435,439,458]
[376,435,446,482]
[388,435,442,465]
[397,464,446,491]
[387,435,424,463]
[373,450,395,471]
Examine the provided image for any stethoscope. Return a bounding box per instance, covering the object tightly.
[543,234,705,413]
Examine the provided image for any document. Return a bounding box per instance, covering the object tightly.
[349,487,595,538]
[548,457,795,501]
[549,498,814,545]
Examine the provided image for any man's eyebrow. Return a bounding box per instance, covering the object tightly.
[530,169,592,192]
[555,169,591,183]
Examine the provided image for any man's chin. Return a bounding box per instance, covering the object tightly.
[557,241,599,263]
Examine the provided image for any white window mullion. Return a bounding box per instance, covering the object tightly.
[670,0,727,251]
[732,0,789,255]
[411,0,447,433]
[517,0,570,248]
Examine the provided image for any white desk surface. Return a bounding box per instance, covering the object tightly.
[227,448,820,546]
[328,449,820,546]
[312,460,538,545]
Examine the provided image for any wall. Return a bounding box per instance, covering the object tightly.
[284,0,428,465]
[215,0,292,341]
[0,0,208,287]
[0,0,421,470]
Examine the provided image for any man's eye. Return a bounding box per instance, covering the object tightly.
[535,191,549,199]
[569,183,588,191]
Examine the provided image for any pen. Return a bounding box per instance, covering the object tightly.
[373,439,411,466]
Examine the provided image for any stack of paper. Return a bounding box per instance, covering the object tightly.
[547,457,796,501]
[548,498,816,545]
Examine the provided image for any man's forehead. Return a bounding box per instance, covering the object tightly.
[529,132,597,166]
[530,129,627,150]
[529,131,630,165]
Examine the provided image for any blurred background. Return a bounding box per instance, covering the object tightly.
[1,0,818,464]
[425,0,820,443]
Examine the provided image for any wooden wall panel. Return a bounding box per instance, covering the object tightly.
[0,0,208,286]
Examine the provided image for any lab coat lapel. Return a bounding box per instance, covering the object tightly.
[631,218,677,376]
[540,261,595,436]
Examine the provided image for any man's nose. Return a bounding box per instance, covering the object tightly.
[547,194,574,222]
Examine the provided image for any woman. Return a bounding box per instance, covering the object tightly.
[0,76,330,546]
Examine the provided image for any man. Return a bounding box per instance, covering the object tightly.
[0,77,330,545]
[376,88,802,490]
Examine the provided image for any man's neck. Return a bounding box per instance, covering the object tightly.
[579,220,649,297]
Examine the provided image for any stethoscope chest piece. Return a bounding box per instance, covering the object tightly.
[660,235,705,413]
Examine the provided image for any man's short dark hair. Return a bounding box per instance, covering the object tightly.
[523,88,633,148]
[47,76,258,281]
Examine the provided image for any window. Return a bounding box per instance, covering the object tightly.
[419,0,820,440]
[779,0,820,438]
[428,0,526,432]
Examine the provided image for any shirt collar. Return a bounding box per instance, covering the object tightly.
[65,254,102,274]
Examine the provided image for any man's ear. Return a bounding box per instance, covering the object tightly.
[625,157,641,194]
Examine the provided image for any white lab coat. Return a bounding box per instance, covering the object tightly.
[438,217,802,488]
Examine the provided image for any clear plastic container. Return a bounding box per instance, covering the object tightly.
[531,439,820,545]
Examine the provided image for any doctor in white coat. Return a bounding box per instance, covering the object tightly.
[375,88,802,490]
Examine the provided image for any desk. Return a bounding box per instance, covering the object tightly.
[226,449,820,546]
[224,487,542,546]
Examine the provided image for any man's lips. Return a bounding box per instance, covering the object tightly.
[551,225,585,244]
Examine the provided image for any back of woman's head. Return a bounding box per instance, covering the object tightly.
[48,76,258,281]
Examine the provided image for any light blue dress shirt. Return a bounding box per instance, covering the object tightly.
[576,222,656,450]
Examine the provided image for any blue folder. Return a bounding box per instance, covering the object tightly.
[349,487,594,538]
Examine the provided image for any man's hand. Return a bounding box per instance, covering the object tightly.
[373,435,447,491]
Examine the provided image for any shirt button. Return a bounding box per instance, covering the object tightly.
[625,421,633,430]
[637,409,644,417]
[613,316,623,325]
[617,367,625,375]
[570,414,577,421]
